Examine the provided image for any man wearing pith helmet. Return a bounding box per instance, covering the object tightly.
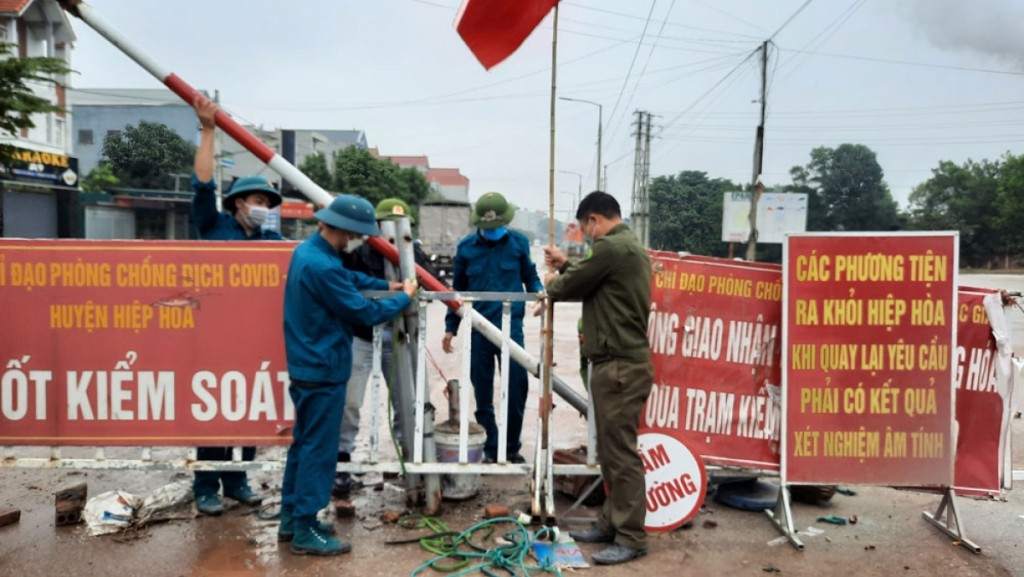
[191,97,282,242]
[281,194,417,556]
[442,191,542,464]
[189,96,282,518]
[333,197,446,498]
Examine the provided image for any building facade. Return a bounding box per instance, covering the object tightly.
[0,0,78,239]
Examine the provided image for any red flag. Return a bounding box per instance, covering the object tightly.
[455,0,559,70]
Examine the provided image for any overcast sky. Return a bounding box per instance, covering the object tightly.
[68,0,1024,218]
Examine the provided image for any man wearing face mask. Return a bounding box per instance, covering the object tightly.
[442,192,542,464]
[282,194,417,555]
[188,97,283,516]
[333,198,447,497]
[543,191,652,566]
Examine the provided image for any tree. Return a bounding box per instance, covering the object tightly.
[648,170,738,257]
[80,162,120,193]
[995,154,1024,260]
[795,144,901,232]
[100,121,195,189]
[332,147,431,211]
[298,151,332,190]
[0,43,70,149]
[907,159,1001,268]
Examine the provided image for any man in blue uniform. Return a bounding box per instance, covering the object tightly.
[442,192,542,463]
[334,198,445,497]
[281,194,417,556]
[190,97,282,516]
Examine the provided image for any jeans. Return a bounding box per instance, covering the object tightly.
[339,331,398,454]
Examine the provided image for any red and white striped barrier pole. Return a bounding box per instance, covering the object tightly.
[57,0,587,415]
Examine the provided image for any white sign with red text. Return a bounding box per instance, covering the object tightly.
[640,432,707,532]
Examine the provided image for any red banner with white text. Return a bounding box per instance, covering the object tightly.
[0,239,296,446]
[640,252,784,471]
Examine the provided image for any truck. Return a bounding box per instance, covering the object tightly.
[418,199,472,278]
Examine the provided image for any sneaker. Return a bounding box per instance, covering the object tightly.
[290,526,351,556]
[224,485,263,505]
[278,508,337,543]
[592,543,647,565]
[196,494,225,516]
[569,525,615,543]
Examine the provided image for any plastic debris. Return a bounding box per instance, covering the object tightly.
[816,515,847,525]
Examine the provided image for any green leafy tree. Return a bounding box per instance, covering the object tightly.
[648,170,738,257]
[995,154,1024,260]
[907,159,1001,268]
[100,121,195,189]
[332,147,431,211]
[298,151,332,190]
[796,144,901,232]
[80,162,120,193]
[0,43,70,147]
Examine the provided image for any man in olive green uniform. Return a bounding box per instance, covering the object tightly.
[543,191,652,566]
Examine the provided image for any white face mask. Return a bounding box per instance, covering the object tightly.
[343,236,364,254]
[244,204,270,228]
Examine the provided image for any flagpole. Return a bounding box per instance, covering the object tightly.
[540,1,559,528]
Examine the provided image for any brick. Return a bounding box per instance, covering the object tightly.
[55,483,87,526]
[484,504,509,519]
[334,499,356,518]
[0,507,21,528]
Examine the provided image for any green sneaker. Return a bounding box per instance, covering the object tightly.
[290,526,351,556]
[278,508,337,542]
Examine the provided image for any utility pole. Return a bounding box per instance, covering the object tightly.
[630,110,645,246]
[628,110,654,248]
[642,112,652,248]
[745,41,769,262]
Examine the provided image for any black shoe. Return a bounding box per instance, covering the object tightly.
[592,543,647,565]
[332,473,360,498]
[569,526,615,543]
[508,453,527,464]
[223,486,263,506]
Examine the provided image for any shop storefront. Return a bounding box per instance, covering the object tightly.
[0,146,81,238]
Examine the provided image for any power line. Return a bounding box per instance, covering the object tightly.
[560,0,764,39]
[774,0,865,84]
[603,0,659,147]
[776,47,1024,77]
[768,0,814,41]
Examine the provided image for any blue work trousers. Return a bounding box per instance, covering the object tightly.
[281,380,347,528]
[470,331,528,460]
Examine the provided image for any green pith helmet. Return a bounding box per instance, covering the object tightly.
[471,191,515,230]
[314,194,381,237]
[375,198,414,224]
[224,175,282,212]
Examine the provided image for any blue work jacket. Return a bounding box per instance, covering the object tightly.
[444,230,542,336]
[191,174,283,241]
[284,233,411,384]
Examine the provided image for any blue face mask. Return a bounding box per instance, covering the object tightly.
[480,226,508,241]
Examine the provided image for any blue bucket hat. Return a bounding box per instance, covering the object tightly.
[224,175,282,211]
[314,194,381,237]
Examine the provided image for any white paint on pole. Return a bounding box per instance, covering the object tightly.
[639,432,706,532]
[75,2,173,81]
